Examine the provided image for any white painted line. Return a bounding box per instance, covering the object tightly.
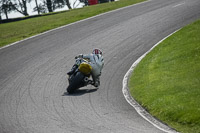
[173,2,185,8]
[0,0,151,50]
[122,29,181,133]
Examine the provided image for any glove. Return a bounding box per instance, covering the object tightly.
[75,54,83,59]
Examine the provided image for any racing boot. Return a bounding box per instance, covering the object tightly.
[93,78,100,88]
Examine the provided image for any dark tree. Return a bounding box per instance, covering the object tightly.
[0,1,2,21]
[53,0,65,9]
[46,0,53,12]
[33,2,47,13]
[0,0,14,19]
[10,0,31,16]
[34,0,40,14]
[65,0,72,9]
[33,0,66,13]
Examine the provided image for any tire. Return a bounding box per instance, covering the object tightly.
[67,72,85,93]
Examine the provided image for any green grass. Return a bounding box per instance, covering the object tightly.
[129,19,200,133]
[0,0,146,47]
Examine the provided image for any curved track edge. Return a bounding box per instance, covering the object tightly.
[122,30,181,133]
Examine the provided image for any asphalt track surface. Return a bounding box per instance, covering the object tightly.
[1,0,200,132]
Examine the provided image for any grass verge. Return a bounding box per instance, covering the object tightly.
[0,0,146,48]
[129,19,200,133]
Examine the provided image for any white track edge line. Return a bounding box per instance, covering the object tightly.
[0,0,151,50]
[122,29,181,133]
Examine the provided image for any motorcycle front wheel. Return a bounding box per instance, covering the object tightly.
[67,72,85,94]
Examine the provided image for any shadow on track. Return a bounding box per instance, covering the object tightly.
[62,88,98,96]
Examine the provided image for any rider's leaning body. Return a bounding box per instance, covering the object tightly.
[67,48,104,87]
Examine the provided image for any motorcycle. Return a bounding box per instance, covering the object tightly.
[67,57,94,94]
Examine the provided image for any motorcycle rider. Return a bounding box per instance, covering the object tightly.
[67,48,104,87]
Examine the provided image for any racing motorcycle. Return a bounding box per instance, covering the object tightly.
[67,57,94,94]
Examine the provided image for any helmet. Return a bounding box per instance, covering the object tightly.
[92,48,102,55]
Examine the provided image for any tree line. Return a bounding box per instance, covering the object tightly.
[0,0,83,20]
